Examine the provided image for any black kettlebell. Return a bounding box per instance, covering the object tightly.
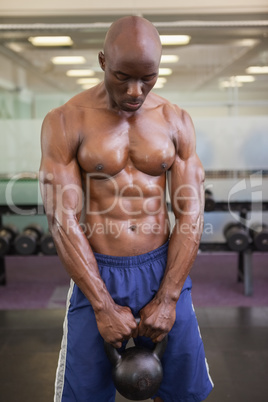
[104,319,167,401]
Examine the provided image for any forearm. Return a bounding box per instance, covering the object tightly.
[156,210,203,302]
[159,149,205,303]
[48,213,138,346]
[49,213,114,313]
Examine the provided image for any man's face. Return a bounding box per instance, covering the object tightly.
[100,45,160,112]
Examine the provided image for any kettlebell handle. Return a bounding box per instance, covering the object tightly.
[104,317,168,366]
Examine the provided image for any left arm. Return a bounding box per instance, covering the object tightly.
[139,108,205,342]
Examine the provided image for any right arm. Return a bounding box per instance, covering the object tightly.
[39,108,137,347]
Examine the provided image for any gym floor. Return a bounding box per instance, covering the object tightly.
[0,307,268,402]
[0,256,268,402]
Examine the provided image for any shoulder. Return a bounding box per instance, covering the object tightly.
[65,82,106,110]
[41,102,81,162]
[147,92,192,127]
[43,83,104,126]
[148,92,195,144]
[41,105,66,138]
[148,94,196,161]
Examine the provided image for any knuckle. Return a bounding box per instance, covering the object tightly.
[125,327,132,337]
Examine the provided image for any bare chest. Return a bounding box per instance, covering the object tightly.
[77,113,176,177]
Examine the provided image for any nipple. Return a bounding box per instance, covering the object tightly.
[95,164,104,171]
[161,162,168,170]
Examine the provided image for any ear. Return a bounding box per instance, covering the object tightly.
[98,51,105,71]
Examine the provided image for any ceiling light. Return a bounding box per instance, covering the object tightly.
[28,36,73,46]
[160,55,179,63]
[220,80,243,88]
[157,77,167,84]
[77,78,100,85]
[67,69,95,77]
[51,56,86,65]
[6,42,23,52]
[234,39,258,47]
[159,68,172,76]
[160,35,191,46]
[154,77,167,89]
[246,66,268,74]
[234,75,255,83]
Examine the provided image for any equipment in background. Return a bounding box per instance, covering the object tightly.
[204,189,215,212]
[40,232,57,255]
[223,222,250,252]
[249,223,268,252]
[14,224,43,255]
[0,224,19,256]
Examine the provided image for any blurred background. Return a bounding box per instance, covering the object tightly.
[0,0,268,239]
[0,2,268,402]
[0,0,268,121]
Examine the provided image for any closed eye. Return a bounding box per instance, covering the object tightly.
[142,74,157,82]
[114,72,157,82]
[115,72,130,81]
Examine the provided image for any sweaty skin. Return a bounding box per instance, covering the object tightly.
[40,16,204,361]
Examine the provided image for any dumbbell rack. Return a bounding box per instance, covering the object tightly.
[0,203,46,285]
[167,199,268,296]
[202,200,268,296]
[1,202,268,296]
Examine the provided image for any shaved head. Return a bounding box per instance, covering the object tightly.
[103,16,162,63]
[98,16,162,112]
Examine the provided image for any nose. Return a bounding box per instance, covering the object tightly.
[127,80,142,98]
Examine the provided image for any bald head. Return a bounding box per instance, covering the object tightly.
[103,16,162,63]
[98,16,162,111]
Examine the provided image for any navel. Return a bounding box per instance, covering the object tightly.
[95,163,104,171]
[129,224,137,232]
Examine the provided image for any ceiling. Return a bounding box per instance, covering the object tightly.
[0,12,268,97]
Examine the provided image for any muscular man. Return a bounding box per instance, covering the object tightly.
[40,16,213,402]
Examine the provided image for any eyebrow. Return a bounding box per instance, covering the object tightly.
[115,71,130,76]
[143,73,157,78]
[115,71,157,78]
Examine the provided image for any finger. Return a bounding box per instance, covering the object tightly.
[132,324,139,339]
[138,324,154,339]
[150,331,162,341]
[111,340,122,349]
[137,322,145,337]
[152,332,167,343]
[126,319,138,339]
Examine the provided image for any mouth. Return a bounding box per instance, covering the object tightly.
[124,101,142,111]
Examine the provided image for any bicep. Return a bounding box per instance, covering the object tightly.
[39,110,83,221]
[168,153,204,218]
[168,109,204,217]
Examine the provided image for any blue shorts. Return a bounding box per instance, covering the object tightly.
[55,242,213,402]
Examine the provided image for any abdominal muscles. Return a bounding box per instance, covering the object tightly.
[82,173,170,256]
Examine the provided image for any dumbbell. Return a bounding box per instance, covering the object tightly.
[40,232,57,255]
[14,223,43,255]
[0,224,19,256]
[223,222,250,252]
[204,189,215,212]
[249,223,268,251]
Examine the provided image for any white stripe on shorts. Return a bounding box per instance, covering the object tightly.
[54,280,74,402]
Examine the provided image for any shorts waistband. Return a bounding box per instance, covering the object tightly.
[94,241,169,267]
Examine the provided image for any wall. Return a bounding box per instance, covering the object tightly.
[0,115,267,237]
[2,87,268,121]
[0,116,267,175]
